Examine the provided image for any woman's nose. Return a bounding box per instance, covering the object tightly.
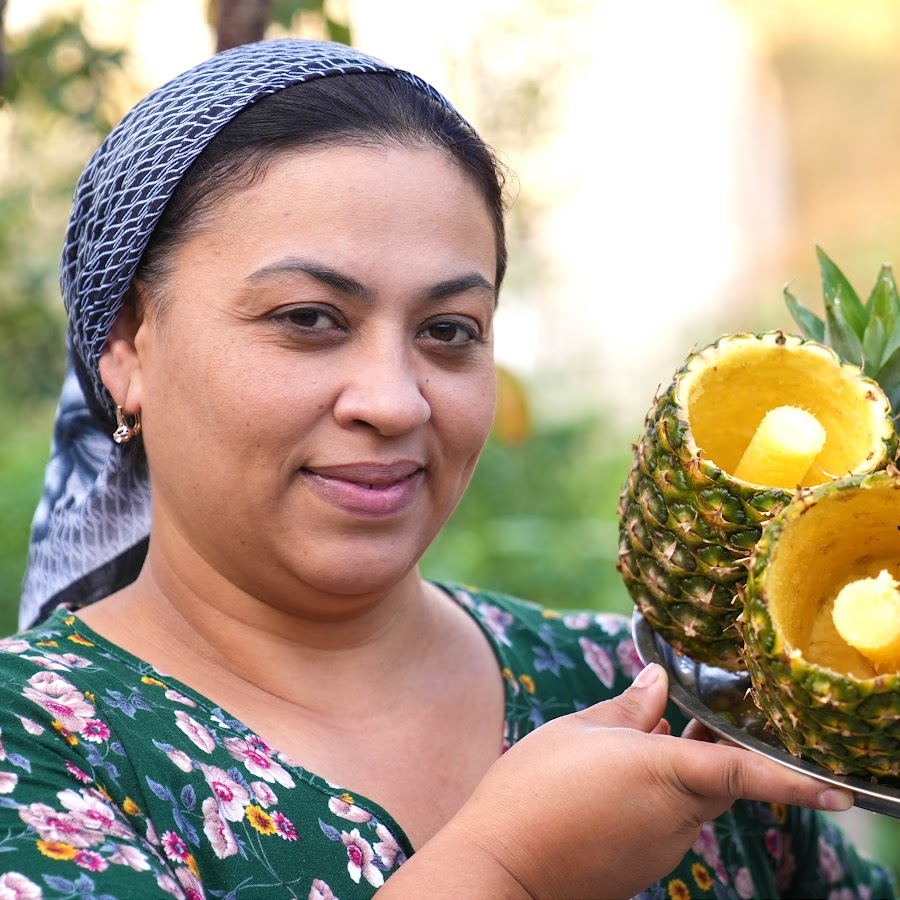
[332,342,431,436]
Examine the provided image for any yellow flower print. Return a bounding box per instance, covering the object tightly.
[37,840,77,860]
[246,804,277,835]
[518,674,536,694]
[692,862,713,891]
[668,879,690,900]
[340,792,355,804]
[141,676,168,688]
[51,721,78,746]
[123,796,141,816]
[85,691,96,703]
[68,634,95,647]
[541,609,562,619]
[36,640,58,647]
[186,854,200,877]
[771,802,788,825]
[96,786,114,803]
[64,615,76,626]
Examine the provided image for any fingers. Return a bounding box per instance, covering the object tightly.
[670,740,854,813]
[580,663,670,734]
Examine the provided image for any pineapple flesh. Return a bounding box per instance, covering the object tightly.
[742,471,900,781]
[618,331,897,670]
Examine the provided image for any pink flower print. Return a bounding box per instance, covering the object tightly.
[593,613,629,636]
[308,880,337,900]
[175,867,206,900]
[199,763,250,821]
[202,797,238,860]
[342,828,384,888]
[373,822,403,867]
[734,867,755,899]
[81,719,111,743]
[819,836,845,884]
[692,821,723,872]
[328,796,373,824]
[65,761,92,784]
[22,671,95,733]
[453,588,477,609]
[765,827,782,861]
[0,772,16,794]
[58,788,133,839]
[108,843,151,871]
[17,716,43,735]
[156,872,183,898]
[18,802,102,848]
[615,638,644,679]
[161,830,190,862]
[165,689,197,707]
[829,891,858,900]
[224,736,295,787]
[25,651,91,671]
[0,638,30,654]
[0,872,42,900]
[563,612,593,630]
[477,604,514,646]
[273,811,298,841]
[174,710,216,753]
[165,748,195,773]
[74,849,108,872]
[579,637,615,688]
[250,781,277,807]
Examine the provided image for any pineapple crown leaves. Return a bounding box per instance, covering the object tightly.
[784,245,900,413]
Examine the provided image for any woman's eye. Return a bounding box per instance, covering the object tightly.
[424,322,477,344]
[278,307,341,330]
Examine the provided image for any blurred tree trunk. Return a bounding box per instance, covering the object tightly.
[0,0,8,94]
[213,0,273,52]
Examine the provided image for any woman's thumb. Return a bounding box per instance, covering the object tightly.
[582,663,670,733]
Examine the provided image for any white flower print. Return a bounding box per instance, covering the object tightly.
[563,612,593,630]
[0,872,42,900]
[0,772,17,794]
[224,736,295,787]
[477,603,514,647]
[22,671,95,733]
[819,835,845,884]
[250,781,277,807]
[373,822,403,867]
[18,802,104,848]
[579,637,615,688]
[309,879,338,900]
[342,828,384,888]
[108,843,152,871]
[734,866,755,899]
[174,710,216,752]
[199,763,250,821]
[0,639,30,654]
[165,747,195,773]
[17,716,43,735]
[58,788,134,839]
[328,796,373,824]
[23,651,91,671]
[202,796,238,860]
[165,688,197,707]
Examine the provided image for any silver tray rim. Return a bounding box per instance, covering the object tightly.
[631,610,900,818]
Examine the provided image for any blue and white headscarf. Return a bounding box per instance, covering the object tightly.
[20,39,459,630]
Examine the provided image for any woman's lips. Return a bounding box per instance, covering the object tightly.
[300,462,425,518]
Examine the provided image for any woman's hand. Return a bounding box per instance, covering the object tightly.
[379,662,852,899]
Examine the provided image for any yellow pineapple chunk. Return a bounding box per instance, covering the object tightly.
[832,569,900,673]
[733,406,826,488]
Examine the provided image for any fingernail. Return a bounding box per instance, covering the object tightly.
[818,789,853,812]
[632,663,661,688]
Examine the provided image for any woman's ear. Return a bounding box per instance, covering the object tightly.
[98,300,145,412]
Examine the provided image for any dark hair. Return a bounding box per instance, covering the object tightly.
[134,72,508,306]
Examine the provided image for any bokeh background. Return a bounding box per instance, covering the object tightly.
[2,0,900,879]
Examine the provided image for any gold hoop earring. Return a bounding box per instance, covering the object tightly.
[113,406,142,444]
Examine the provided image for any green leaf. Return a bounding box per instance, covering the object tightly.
[874,344,900,415]
[824,294,863,365]
[784,286,824,341]
[816,245,868,340]
[862,314,887,377]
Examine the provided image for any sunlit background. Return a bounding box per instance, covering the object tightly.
[2,0,900,876]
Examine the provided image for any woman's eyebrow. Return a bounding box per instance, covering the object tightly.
[246,258,496,303]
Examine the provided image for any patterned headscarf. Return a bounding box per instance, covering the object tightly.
[19,39,460,630]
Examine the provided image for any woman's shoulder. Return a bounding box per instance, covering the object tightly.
[437,582,645,707]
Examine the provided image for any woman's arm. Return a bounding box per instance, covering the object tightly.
[378,663,855,900]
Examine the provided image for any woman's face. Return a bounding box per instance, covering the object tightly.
[123,144,498,612]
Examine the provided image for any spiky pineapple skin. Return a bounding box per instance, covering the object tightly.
[743,473,900,781]
[617,331,898,671]
[617,391,786,669]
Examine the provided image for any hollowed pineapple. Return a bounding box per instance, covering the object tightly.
[617,331,897,669]
[743,471,900,780]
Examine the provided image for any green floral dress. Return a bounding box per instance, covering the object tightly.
[0,584,892,900]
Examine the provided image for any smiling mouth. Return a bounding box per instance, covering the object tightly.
[300,463,425,517]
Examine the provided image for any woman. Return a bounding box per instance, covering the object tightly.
[4,39,893,899]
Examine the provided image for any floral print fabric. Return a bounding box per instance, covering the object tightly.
[0,584,892,899]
